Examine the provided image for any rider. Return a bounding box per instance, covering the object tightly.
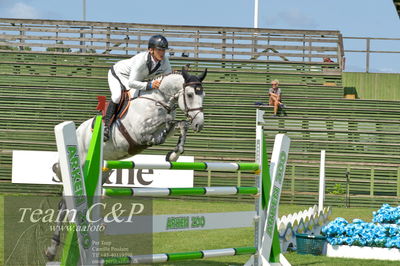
[103,34,172,141]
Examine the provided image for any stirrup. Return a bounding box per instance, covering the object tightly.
[104,126,110,141]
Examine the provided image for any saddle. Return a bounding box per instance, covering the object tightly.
[96,91,131,120]
[95,91,148,155]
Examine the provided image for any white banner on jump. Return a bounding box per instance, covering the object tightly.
[12,150,194,188]
[105,211,256,235]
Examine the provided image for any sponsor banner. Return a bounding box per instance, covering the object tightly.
[12,150,194,188]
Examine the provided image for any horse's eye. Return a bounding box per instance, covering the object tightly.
[187,93,194,98]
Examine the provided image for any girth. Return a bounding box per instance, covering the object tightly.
[116,120,148,155]
[115,90,175,155]
[93,90,149,156]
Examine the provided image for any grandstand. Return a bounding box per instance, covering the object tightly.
[0,18,399,207]
[394,0,400,17]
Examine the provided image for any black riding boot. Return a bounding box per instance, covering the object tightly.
[103,101,118,141]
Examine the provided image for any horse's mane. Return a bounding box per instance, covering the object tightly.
[153,72,181,81]
[157,73,184,96]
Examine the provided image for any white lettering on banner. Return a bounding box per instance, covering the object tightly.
[12,151,194,188]
[17,203,144,224]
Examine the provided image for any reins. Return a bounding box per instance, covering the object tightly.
[181,81,204,122]
[130,76,204,122]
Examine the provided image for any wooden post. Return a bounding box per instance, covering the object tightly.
[138,30,141,52]
[222,31,226,68]
[318,150,326,213]
[291,165,295,204]
[237,170,242,187]
[302,34,306,62]
[125,28,129,56]
[397,167,400,199]
[105,26,111,54]
[346,166,350,208]
[19,24,25,51]
[366,38,371,73]
[231,32,235,63]
[91,26,94,52]
[338,34,344,71]
[195,30,199,59]
[370,167,375,196]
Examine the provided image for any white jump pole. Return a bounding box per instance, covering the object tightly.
[318,150,326,213]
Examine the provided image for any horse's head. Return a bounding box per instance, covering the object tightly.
[178,67,207,132]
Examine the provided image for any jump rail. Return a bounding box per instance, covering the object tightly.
[100,247,257,265]
[104,160,260,171]
[103,186,259,197]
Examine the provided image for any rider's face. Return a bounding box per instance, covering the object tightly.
[150,48,165,61]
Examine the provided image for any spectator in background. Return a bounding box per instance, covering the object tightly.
[323,57,334,63]
[269,79,284,117]
[322,57,336,73]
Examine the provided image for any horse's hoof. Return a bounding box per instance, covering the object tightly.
[166,151,179,162]
[45,247,56,261]
[166,151,173,161]
[52,162,60,176]
[52,162,62,182]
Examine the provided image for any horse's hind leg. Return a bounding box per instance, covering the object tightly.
[52,162,61,182]
[44,162,63,260]
[45,198,66,261]
[166,121,189,162]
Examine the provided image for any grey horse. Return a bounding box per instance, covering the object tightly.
[77,67,207,163]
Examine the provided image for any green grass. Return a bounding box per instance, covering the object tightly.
[330,205,376,223]
[0,195,398,265]
[0,196,3,266]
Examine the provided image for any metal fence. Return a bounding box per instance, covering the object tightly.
[343,36,400,73]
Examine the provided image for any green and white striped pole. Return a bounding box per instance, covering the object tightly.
[103,186,259,197]
[101,247,256,265]
[104,160,259,172]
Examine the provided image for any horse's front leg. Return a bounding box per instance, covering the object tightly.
[144,115,176,146]
[166,120,189,162]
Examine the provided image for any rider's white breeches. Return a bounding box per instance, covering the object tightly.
[108,70,125,104]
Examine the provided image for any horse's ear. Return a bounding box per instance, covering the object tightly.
[198,68,207,82]
[182,66,190,81]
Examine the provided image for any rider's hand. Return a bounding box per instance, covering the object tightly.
[152,80,161,89]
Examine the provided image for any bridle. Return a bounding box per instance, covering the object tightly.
[180,81,204,122]
[133,76,204,123]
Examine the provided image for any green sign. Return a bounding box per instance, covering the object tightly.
[166,216,206,230]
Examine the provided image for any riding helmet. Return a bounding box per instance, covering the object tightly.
[148,35,169,50]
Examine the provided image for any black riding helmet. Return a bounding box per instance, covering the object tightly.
[148,35,168,50]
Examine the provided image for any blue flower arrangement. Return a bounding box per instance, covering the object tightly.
[322,204,400,248]
[372,204,400,224]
